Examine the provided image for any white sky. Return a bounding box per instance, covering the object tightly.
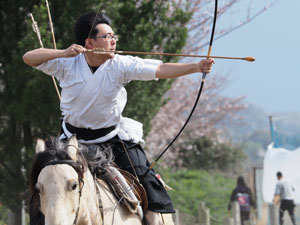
[211,0,300,114]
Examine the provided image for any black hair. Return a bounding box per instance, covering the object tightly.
[277,171,282,177]
[237,176,246,187]
[74,12,111,47]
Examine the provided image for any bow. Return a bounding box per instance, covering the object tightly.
[145,0,219,173]
[30,10,61,101]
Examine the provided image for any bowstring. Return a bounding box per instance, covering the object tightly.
[84,0,103,73]
[86,0,104,44]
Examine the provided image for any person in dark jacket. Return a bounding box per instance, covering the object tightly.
[228,176,256,225]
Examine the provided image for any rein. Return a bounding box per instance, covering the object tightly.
[72,184,82,225]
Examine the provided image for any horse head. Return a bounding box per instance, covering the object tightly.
[30,136,143,225]
[30,136,102,225]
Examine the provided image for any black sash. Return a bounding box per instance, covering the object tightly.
[65,122,116,141]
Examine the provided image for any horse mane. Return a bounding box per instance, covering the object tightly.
[82,143,114,176]
[29,137,113,225]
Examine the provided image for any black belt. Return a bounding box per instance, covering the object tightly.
[65,122,116,141]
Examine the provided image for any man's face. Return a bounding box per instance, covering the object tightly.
[87,24,117,59]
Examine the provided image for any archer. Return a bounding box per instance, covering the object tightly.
[23,12,214,225]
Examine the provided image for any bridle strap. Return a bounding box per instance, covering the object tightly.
[73,178,83,225]
[95,180,105,225]
[44,159,75,167]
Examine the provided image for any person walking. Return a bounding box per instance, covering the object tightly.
[273,171,296,225]
[228,176,256,225]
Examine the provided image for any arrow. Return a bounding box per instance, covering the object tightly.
[84,49,255,62]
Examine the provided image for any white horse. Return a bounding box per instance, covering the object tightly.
[29,136,142,225]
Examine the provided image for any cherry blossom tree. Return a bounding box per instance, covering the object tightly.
[146,73,247,160]
[145,0,276,164]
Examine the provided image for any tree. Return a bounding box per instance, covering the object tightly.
[0,203,10,224]
[174,0,277,55]
[173,135,245,170]
[146,75,247,162]
[0,1,61,223]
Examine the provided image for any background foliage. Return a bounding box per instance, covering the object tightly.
[173,135,245,170]
[161,169,235,225]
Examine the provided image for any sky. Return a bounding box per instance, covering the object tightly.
[211,0,300,114]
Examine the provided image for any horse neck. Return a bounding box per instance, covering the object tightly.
[93,178,142,225]
[77,169,102,224]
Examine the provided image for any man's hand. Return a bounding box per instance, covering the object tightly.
[63,44,86,58]
[23,44,86,67]
[273,195,280,205]
[198,58,215,73]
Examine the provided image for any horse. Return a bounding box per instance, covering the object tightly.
[29,135,142,225]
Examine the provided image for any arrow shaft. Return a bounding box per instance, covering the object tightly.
[85,49,254,61]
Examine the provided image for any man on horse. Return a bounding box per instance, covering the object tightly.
[23,12,214,225]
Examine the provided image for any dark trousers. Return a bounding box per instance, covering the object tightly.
[279,199,296,225]
[102,136,175,213]
[241,211,250,225]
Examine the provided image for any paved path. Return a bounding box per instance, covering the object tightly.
[255,203,299,225]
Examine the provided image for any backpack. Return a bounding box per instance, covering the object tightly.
[236,192,250,212]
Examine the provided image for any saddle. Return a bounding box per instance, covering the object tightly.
[96,166,148,220]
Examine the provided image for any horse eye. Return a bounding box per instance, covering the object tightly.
[67,180,78,191]
[71,183,78,191]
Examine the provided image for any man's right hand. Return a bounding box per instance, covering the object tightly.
[273,195,280,205]
[63,44,86,58]
[23,44,86,67]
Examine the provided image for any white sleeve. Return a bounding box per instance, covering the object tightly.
[120,55,162,83]
[35,58,67,80]
[274,183,281,195]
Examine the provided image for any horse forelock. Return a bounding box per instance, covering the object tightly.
[30,138,86,192]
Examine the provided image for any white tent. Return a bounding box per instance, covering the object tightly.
[262,143,300,204]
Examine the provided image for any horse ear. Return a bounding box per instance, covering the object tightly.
[35,139,46,153]
[67,135,78,161]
